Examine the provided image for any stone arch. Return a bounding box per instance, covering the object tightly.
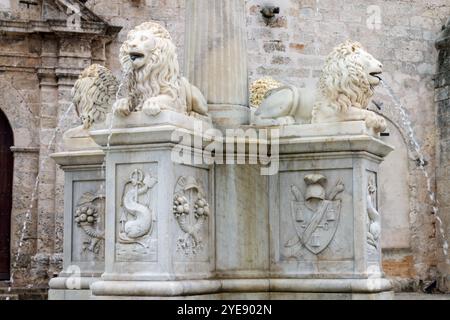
[0,78,38,148]
[373,108,420,281]
[0,77,40,286]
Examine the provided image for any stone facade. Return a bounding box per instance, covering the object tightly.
[0,0,449,294]
[0,0,120,290]
[436,18,450,291]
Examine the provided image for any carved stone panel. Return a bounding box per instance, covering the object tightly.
[173,167,211,263]
[115,163,158,262]
[366,171,381,262]
[173,176,209,255]
[286,174,345,255]
[71,180,105,262]
[278,169,354,269]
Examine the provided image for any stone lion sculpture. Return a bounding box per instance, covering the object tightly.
[249,77,282,108]
[63,64,118,150]
[72,64,118,129]
[114,21,208,118]
[253,41,386,133]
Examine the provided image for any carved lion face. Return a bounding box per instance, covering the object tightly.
[318,41,383,112]
[124,30,158,70]
[356,48,383,87]
[118,22,181,111]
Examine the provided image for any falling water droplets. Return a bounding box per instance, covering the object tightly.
[7,103,76,298]
[106,64,132,150]
[98,65,133,208]
[381,80,449,263]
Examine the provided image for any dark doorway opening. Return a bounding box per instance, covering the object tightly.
[0,110,13,280]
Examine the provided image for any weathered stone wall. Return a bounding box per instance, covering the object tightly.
[0,0,119,289]
[84,0,186,78]
[0,29,43,287]
[435,18,450,291]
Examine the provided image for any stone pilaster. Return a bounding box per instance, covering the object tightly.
[184,0,249,127]
[435,18,450,292]
[33,54,60,285]
[52,35,94,273]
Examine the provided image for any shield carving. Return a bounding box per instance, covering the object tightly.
[290,199,341,254]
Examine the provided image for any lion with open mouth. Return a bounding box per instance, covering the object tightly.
[114,21,208,118]
[253,41,387,133]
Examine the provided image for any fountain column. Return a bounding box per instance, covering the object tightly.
[184,0,249,127]
[185,0,271,282]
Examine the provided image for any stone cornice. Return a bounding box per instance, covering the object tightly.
[0,19,121,39]
[10,146,40,154]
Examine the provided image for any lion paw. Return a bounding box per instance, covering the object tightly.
[277,116,295,126]
[365,113,387,133]
[142,100,162,116]
[113,98,131,117]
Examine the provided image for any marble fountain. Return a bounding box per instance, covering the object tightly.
[48,1,394,300]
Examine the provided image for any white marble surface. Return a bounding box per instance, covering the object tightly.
[53,111,395,300]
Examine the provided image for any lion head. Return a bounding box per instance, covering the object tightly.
[316,41,383,113]
[119,21,183,111]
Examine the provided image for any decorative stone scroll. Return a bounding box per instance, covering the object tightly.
[173,176,210,255]
[74,191,105,254]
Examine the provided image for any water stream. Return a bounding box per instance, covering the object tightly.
[99,66,132,196]
[381,80,449,264]
[6,103,76,300]
[7,64,131,299]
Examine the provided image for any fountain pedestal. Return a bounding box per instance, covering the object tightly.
[87,111,217,299]
[266,122,394,299]
[51,115,394,299]
[48,149,105,300]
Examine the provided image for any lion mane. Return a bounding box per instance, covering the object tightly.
[119,21,184,112]
[312,41,373,118]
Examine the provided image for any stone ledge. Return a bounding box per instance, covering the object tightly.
[89,278,392,298]
[10,146,40,153]
[51,149,105,167]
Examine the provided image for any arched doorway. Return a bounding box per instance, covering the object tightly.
[0,109,13,280]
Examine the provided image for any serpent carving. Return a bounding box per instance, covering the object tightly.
[119,169,158,245]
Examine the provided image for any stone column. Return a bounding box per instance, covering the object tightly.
[184,0,249,127]
[435,18,450,292]
[185,0,268,281]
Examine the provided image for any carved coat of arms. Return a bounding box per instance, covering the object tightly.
[285,174,344,255]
